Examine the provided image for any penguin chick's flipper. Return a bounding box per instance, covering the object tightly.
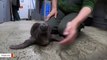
[9,39,35,50]
[9,22,40,50]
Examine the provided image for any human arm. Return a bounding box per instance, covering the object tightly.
[46,0,58,21]
[60,7,92,45]
[60,0,97,45]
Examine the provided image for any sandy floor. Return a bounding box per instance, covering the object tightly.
[0,20,107,60]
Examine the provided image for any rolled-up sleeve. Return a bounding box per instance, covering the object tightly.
[82,0,97,10]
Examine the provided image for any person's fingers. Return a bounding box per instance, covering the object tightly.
[59,30,77,45]
[54,12,57,18]
[63,29,69,35]
[63,22,72,35]
[63,26,71,35]
[46,14,51,21]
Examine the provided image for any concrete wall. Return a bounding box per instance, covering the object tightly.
[0,0,11,23]
[4,0,11,22]
[0,0,4,23]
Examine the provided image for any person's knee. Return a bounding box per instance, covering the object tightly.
[47,18,59,34]
[58,24,66,35]
[47,17,56,28]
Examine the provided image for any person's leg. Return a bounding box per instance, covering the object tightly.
[58,13,84,36]
[12,6,20,21]
[47,9,65,34]
[14,10,20,20]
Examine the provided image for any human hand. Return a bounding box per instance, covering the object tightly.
[46,9,58,21]
[59,22,78,45]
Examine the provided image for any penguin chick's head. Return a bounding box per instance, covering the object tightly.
[39,22,49,31]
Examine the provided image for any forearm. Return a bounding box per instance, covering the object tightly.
[71,7,92,27]
[52,0,57,10]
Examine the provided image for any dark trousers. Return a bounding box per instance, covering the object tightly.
[12,5,20,21]
[47,10,84,35]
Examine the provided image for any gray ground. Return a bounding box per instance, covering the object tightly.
[0,20,107,60]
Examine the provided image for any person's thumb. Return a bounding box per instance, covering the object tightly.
[46,14,51,21]
[54,13,57,18]
[63,26,71,35]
